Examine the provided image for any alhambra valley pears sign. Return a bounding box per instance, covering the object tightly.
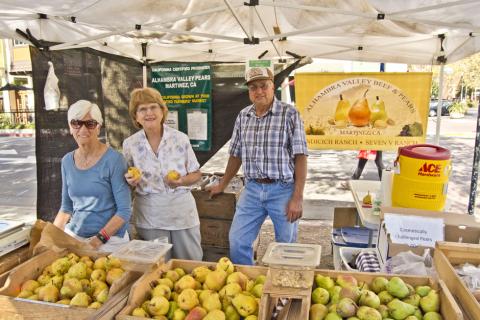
[295,73,432,150]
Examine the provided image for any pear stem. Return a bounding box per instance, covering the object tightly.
[340,94,343,100]
[363,89,369,98]
[376,96,379,100]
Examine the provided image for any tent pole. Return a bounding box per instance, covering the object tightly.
[143,65,147,88]
[467,101,480,214]
[435,64,445,145]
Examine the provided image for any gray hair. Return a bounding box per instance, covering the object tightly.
[67,100,103,125]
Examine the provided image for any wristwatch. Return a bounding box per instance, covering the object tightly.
[95,232,108,244]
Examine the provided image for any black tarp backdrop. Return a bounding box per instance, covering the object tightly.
[32,47,253,221]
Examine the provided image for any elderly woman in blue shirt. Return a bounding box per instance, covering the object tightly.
[53,100,131,251]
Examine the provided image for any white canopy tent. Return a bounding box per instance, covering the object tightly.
[1,0,480,213]
[0,0,479,65]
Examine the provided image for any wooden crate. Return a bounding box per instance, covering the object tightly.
[200,218,231,248]
[192,190,240,220]
[259,268,463,320]
[0,247,141,320]
[202,245,229,262]
[116,259,268,319]
[435,241,480,320]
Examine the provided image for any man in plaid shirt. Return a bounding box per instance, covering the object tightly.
[208,67,308,265]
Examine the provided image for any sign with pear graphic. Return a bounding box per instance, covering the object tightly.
[296,73,432,150]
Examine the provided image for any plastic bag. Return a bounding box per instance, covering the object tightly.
[454,263,480,292]
[44,61,60,110]
[382,249,436,276]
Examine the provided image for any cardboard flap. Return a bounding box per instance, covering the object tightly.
[33,223,89,255]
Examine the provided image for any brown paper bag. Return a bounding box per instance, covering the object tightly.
[33,222,91,255]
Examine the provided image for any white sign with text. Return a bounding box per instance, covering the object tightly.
[384,214,444,247]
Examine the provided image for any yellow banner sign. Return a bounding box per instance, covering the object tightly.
[296,72,432,150]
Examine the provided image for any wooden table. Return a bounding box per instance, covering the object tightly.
[348,180,381,230]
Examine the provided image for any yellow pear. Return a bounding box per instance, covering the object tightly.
[175,275,197,292]
[165,270,180,283]
[79,256,94,268]
[204,309,226,320]
[202,292,222,312]
[21,280,40,293]
[177,288,199,311]
[67,261,88,279]
[232,293,257,317]
[192,266,212,284]
[216,257,234,274]
[132,307,150,317]
[226,272,249,291]
[370,96,388,124]
[91,269,107,282]
[88,301,103,309]
[334,94,351,122]
[219,283,242,300]
[70,292,92,307]
[60,278,83,299]
[51,257,72,275]
[105,257,122,271]
[38,284,59,303]
[147,296,170,316]
[57,298,71,305]
[94,257,108,270]
[106,267,124,285]
[96,288,109,303]
[152,284,172,299]
[17,290,33,298]
[204,269,227,291]
[157,277,174,290]
[67,253,80,263]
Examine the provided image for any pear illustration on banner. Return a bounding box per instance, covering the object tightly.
[370,96,388,123]
[348,89,371,127]
[334,94,350,122]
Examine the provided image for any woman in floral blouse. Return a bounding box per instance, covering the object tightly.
[123,87,202,260]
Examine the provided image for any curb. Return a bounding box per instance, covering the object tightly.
[0,129,35,137]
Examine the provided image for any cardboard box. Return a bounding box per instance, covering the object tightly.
[200,218,231,248]
[435,241,480,320]
[377,207,480,264]
[0,247,141,320]
[117,259,268,319]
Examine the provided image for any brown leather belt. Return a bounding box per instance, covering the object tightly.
[254,178,277,184]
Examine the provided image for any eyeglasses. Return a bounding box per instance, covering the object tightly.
[248,82,270,92]
[137,104,161,114]
[70,119,99,129]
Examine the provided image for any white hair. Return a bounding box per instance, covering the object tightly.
[67,100,103,125]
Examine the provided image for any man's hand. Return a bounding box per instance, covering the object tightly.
[125,172,141,187]
[88,236,103,249]
[206,181,224,199]
[286,197,303,222]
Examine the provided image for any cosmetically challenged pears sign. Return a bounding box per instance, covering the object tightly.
[152,63,212,151]
[295,73,432,150]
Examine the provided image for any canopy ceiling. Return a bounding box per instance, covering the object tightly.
[0,0,479,65]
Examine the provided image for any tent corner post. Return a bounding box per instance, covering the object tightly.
[434,63,445,145]
[467,101,480,215]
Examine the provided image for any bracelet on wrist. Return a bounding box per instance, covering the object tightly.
[100,228,110,241]
[96,233,108,244]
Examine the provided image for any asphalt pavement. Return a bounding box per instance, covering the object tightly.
[0,108,478,224]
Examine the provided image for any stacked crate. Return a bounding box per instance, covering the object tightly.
[192,174,243,262]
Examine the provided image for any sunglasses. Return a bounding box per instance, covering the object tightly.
[70,119,99,129]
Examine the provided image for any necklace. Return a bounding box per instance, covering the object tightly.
[75,145,105,168]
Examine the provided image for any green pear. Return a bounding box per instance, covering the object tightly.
[356,306,382,320]
[378,290,394,304]
[312,287,330,305]
[324,312,342,320]
[403,294,421,307]
[178,288,199,311]
[420,290,440,313]
[254,275,266,285]
[415,285,432,297]
[371,277,389,293]
[310,303,328,320]
[231,293,257,317]
[377,304,389,318]
[337,298,358,318]
[250,283,263,298]
[315,275,335,290]
[387,298,416,319]
[148,296,170,316]
[167,301,179,319]
[386,277,409,299]
[224,304,240,320]
[405,317,418,320]
[70,292,91,307]
[423,311,443,320]
[340,286,361,303]
[358,290,380,309]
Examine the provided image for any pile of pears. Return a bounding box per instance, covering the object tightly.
[310,274,442,320]
[16,253,125,309]
[131,257,265,320]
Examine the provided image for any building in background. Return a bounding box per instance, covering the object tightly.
[1,38,34,125]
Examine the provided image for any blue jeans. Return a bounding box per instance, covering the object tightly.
[229,180,298,265]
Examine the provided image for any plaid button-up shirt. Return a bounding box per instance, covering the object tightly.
[229,98,308,182]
